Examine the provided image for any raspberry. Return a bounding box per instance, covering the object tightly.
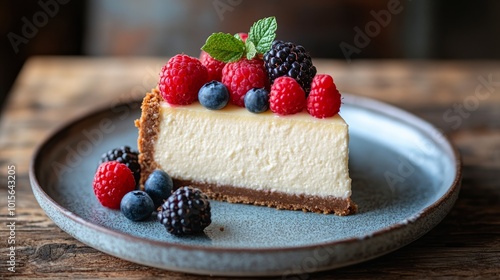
[222,58,269,107]
[159,54,208,105]
[199,51,226,82]
[306,74,342,118]
[157,186,211,236]
[236,32,248,42]
[264,40,317,94]
[100,146,140,187]
[269,76,306,115]
[93,161,136,209]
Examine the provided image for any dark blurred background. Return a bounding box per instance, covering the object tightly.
[2,0,500,113]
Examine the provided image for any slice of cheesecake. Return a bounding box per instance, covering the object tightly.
[136,88,356,215]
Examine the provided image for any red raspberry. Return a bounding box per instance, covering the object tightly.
[93,161,136,209]
[222,58,268,107]
[237,32,248,42]
[159,54,208,105]
[199,51,226,82]
[306,74,341,118]
[269,76,306,115]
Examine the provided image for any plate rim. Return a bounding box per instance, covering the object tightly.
[29,94,462,254]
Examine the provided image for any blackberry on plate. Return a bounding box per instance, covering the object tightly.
[157,186,211,236]
[100,146,141,186]
[263,40,317,94]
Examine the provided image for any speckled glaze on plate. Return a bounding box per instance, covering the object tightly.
[30,94,461,276]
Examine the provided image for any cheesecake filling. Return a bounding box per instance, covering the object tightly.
[154,100,351,199]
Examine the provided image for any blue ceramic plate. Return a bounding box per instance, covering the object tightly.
[30,94,461,276]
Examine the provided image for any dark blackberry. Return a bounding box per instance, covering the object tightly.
[157,186,211,236]
[263,40,317,94]
[100,146,141,186]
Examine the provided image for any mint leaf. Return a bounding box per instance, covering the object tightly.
[201,32,245,63]
[248,16,277,54]
[245,41,257,60]
[234,33,244,41]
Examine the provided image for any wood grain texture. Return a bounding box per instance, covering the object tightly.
[0,57,499,279]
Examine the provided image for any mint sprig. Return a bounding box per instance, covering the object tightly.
[248,16,277,54]
[201,16,277,63]
[201,32,245,63]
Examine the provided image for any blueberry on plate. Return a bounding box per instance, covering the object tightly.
[120,190,155,221]
[144,169,174,208]
[198,81,229,110]
[244,88,269,113]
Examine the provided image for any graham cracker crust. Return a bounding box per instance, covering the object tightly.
[135,88,162,186]
[135,88,357,215]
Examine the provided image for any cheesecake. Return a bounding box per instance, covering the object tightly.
[136,88,356,215]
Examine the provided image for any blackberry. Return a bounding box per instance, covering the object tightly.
[100,146,141,186]
[157,186,211,236]
[263,40,317,94]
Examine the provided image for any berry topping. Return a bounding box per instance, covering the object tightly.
[222,58,268,107]
[307,74,342,118]
[199,51,226,82]
[159,54,208,105]
[157,186,211,236]
[244,88,270,113]
[264,40,317,94]
[269,76,306,115]
[120,190,155,221]
[198,81,230,110]
[144,169,174,209]
[93,161,136,209]
[100,146,140,187]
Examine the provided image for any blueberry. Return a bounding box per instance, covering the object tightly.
[244,88,269,113]
[144,169,174,208]
[198,81,229,110]
[120,191,155,221]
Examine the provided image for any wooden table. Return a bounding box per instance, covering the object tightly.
[1,56,499,279]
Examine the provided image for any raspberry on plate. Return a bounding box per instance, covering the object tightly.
[93,161,136,209]
[306,74,342,118]
[199,51,226,82]
[222,58,268,107]
[269,76,306,115]
[159,54,208,105]
[157,186,211,236]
